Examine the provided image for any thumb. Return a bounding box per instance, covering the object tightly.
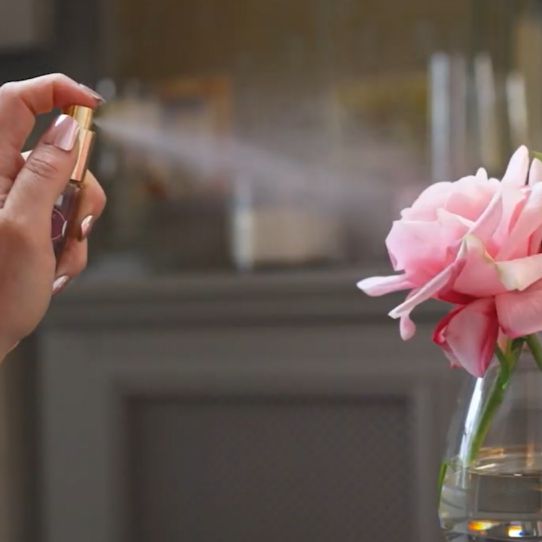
[5,115,79,223]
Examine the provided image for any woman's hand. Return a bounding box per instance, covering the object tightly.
[0,74,106,358]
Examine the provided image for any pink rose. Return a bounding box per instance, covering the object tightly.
[358,146,542,377]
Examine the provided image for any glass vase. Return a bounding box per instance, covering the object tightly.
[439,342,542,541]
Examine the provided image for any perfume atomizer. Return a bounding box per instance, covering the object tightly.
[52,105,96,259]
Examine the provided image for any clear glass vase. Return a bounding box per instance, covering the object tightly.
[439,343,542,541]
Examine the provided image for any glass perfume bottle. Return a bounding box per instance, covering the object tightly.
[51,105,96,258]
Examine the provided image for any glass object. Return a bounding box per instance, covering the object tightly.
[440,342,542,541]
[52,106,96,259]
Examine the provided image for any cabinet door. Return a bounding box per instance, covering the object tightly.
[40,317,463,542]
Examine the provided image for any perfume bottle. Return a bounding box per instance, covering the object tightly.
[52,105,96,258]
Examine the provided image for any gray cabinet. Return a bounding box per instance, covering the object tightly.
[38,271,464,542]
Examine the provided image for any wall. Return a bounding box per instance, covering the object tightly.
[117,0,472,80]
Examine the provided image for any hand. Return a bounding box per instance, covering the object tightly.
[0,74,106,359]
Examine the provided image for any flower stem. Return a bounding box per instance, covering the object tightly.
[526,334,542,371]
[467,343,520,465]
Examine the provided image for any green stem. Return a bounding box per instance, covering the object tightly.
[526,334,542,371]
[467,343,520,465]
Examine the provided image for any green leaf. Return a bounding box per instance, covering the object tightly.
[438,461,448,499]
[468,344,519,464]
[495,345,510,380]
[512,338,525,357]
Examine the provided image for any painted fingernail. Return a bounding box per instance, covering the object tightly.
[52,275,70,295]
[80,215,94,240]
[7,341,20,354]
[79,84,106,104]
[44,115,80,151]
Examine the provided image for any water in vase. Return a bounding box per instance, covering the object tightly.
[440,449,542,540]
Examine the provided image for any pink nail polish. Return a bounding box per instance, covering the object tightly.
[44,115,80,151]
[78,84,106,104]
[52,275,70,294]
[52,106,96,260]
[7,341,20,354]
[80,215,94,240]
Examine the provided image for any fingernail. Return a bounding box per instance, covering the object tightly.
[52,275,70,295]
[44,115,80,151]
[80,215,94,240]
[79,84,106,104]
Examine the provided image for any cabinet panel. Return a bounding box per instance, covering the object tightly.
[39,274,464,542]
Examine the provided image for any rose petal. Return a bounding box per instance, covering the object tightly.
[529,226,542,255]
[436,209,474,256]
[438,289,474,305]
[496,253,542,291]
[385,220,449,275]
[497,183,542,260]
[401,182,454,221]
[433,305,464,368]
[491,185,527,250]
[529,157,542,186]
[436,208,474,230]
[476,167,488,182]
[400,313,416,341]
[467,189,503,246]
[357,274,412,297]
[452,235,506,297]
[502,145,529,186]
[433,299,498,377]
[496,279,542,338]
[389,257,466,320]
[397,288,420,341]
[445,177,500,221]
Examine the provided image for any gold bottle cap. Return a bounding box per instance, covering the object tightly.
[63,105,94,130]
[63,105,96,182]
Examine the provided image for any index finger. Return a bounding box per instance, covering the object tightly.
[0,74,101,183]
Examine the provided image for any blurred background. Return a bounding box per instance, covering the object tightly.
[0,0,539,541]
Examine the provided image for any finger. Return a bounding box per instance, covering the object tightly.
[55,237,88,292]
[0,152,32,210]
[5,114,80,224]
[0,155,25,196]
[0,74,102,192]
[72,171,107,241]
